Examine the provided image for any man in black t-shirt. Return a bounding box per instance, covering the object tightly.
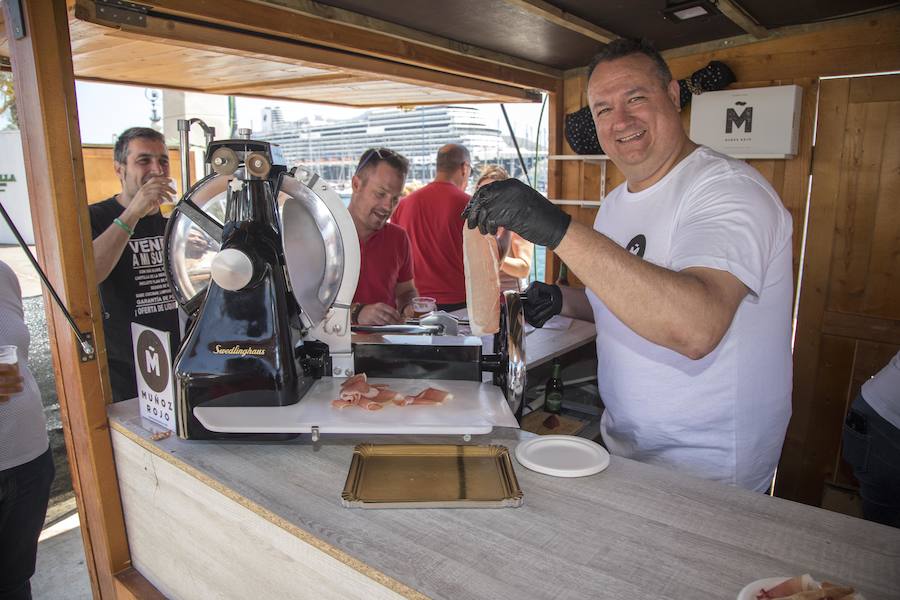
[89,127,181,403]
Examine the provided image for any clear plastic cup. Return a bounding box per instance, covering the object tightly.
[0,344,17,366]
[411,297,437,318]
[159,178,179,218]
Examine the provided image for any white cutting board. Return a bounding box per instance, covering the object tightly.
[193,377,519,435]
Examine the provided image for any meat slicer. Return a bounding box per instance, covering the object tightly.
[163,134,524,441]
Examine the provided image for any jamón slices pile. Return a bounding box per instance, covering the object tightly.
[331,374,452,411]
[756,575,859,600]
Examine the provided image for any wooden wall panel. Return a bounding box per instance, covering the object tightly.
[864,99,900,320]
[82,146,190,204]
[828,101,888,316]
[805,335,856,484]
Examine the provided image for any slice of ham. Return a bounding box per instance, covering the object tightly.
[394,387,453,406]
[372,388,403,404]
[341,373,367,388]
[333,377,451,410]
[416,387,453,403]
[757,575,814,599]
[463,225,501,336]
[756,575,856,600]
[352,395,384,411]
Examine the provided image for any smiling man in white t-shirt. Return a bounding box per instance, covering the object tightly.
[464,38,793,492]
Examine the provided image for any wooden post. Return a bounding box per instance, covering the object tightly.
[4,1,161,597]
[545,81,564,283]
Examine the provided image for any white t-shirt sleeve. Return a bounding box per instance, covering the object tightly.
[668,172,786,296]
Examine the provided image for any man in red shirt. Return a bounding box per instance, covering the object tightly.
[392,144,473,311]
[347,148,418,325]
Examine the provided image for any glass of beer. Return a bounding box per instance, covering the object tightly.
[0,344,19,402]
[411,297,437,318]
[159,178,179,218]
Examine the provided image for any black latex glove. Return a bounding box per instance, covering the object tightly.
[463,179,571,249]
[523,281,562,328]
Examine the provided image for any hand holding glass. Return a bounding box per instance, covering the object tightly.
[411,297,437,318]
[159,178,179,218]
[0,345,23,402]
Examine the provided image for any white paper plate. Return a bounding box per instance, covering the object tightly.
[737,577,789,600]
[514,435,610,477]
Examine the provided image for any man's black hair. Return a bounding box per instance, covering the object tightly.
[114,127,166,164]
[587,38,672,87]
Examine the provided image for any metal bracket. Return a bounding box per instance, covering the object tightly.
[78,331,97,363]
[7,0,26,40]
[95,0,149,27]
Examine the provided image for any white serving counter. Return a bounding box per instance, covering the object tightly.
[108,400,900,600]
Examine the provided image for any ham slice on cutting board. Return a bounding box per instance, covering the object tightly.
[463,225,501,336]
[332,374,451,411]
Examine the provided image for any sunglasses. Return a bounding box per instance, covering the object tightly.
[355,147,404,176]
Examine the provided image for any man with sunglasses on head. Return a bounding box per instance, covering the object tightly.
[392,143,474,311]
[347,148,419,326]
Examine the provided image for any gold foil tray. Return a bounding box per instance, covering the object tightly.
[341,444,524,509]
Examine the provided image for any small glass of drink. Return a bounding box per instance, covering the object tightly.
[0,344,20,402]
[411,297,437,318]
[159,178,179,218]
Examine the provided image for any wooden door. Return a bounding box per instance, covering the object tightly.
[777,74,900,507]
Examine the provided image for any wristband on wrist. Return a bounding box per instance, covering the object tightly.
[350,303,364,323]
[113,217,134,237]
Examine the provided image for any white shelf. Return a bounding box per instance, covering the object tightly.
[548,154,609,161]
[548,154,610,200]
[550,199,602,207]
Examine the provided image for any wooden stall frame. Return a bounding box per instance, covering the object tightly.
[4,1,900,597]
[3,0,156,597]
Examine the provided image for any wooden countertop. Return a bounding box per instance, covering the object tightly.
[108,401,900,600]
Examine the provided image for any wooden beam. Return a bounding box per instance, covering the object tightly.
[3,0,160,597]
[716,0,770,39]
[110,0,560,92]
[73,3,542,103]
[503,0,618,44]
[114,568,167,600]
[202,72,365,95]
[661,8,900,62]
[254,0,560,79]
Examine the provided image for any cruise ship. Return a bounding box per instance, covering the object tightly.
[257,105,545,190]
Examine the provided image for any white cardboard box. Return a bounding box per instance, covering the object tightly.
[689,85,802,159]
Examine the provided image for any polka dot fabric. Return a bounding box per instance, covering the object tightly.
[678,60,736,109]
[564,106,604,155]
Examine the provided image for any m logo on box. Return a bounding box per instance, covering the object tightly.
[136,329,169,393]
[726,102,753,134]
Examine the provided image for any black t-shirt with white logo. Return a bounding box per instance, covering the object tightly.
[89,197,180,402]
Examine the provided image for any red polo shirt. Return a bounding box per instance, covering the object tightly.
[391,181,469,305]
[353,222,414,308]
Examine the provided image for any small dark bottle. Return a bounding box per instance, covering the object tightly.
[543,360,564,414]
[556,261,570,286]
